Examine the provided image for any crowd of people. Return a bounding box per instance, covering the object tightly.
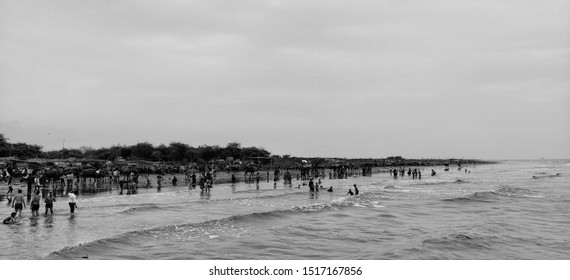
[3,164,458,225]
[389,167,426,179]
[2,188,78,224]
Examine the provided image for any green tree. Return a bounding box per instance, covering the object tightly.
[223,142,242,159]
[92,147,114,160]
[154,144,170,162]
[198,145,221,162]
[185,146,198,162]
[12,142,43,158]
[241,146,271,159]
[79,146,95,155]
[119,146,133,159]
[0,133,10,157]
[131,142,155,160]
[168,142,189,162]
[64,148,84,159]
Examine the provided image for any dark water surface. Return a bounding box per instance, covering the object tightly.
[1,160,568,259]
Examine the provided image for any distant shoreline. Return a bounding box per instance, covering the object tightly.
[0,155,498,170]
[0,160,495,194]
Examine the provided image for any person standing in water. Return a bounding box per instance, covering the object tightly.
[157,173,163,188]
[68,191,78,214]
[431,169,436,176]
[353,184,359,195]
[44,191,55,215]
[30,191,41,217]
[6,184,13,197]
[12,189,26,218]
[66,173,73,192]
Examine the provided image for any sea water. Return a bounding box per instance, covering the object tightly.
[0,160,568,260]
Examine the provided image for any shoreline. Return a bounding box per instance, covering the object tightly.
[0,161,493,195]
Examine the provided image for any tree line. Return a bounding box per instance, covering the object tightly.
[0,134,271,164]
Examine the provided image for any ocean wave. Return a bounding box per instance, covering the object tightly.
[232,188,289,194]
[494,186,535,197]
[45,232,141,259]
[44,195,376,259]
[422,233,493,251]
[190,191,306,206]
[229,191,303,201]
[82,202,163,210]
[419,178,469,186]
[117,205,163,215]
[443,191,502,202]
[531,173,561,179]
[444,186,541,203]
[494,187,543,198]
[442,197,488,203]
[470,191,502,201]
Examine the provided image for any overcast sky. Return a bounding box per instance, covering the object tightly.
[1,0,569,160]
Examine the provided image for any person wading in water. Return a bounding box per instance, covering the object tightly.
[68,191,78,214]
[12,189,26,218]
[44,191,55,215]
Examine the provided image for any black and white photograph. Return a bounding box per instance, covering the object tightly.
[0,0,568,278]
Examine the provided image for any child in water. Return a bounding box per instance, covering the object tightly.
[45,192,55,215]
[3,212,16,224]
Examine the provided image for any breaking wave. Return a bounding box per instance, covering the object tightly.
[44,194,381,259]
[444,186,541,203]
[531,173,561,179]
